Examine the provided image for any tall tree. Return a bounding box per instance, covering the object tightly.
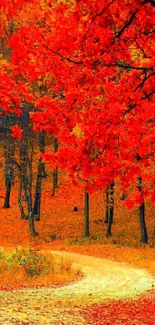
[52,136,59,196]
[33,131,47,220]
[137,176,148,244]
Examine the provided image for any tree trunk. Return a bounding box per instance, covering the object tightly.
[52,136,59,196]
[29,209,38,236]
[25,175,38,236]
[106,181,114,237]
[20,110,38,236]
[138,176,148,244]
[139,201,148,244]
[39,132,47,178]
[104,187,109,223]
[3,178,11,208]
[18,177,27,219]
[106,208,113,237]
[33,132,47,219]
[33,159,42,221]
[84,187,89,237]
[3,129,14,208]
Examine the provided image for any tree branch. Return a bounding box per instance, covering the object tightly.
[116,9,139,39]
[82,0,115,41]
[137,150,155,161]
[123,104,136,117]
[134,71,155,92]
[142,90,155,100]
[43,45,82,65]
[103,63,153,71]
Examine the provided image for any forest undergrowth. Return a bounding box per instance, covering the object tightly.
[0,168,155,276]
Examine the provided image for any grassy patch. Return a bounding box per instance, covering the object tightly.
[0,247,81,289]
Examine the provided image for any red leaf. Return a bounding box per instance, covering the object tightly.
[10,125,23,139]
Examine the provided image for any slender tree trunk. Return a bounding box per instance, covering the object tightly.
[28,137,38,236]
[106,209,113,237]
[139,202,148,244]
[84,187,89,237]
[110,181,114,224]
[104,187,109,223]
[137,176,148,244]
[3,128,14,208]
[28,194,38,236]
[3,178,11,208]
[20,112,28,201]
[33,159,42,221]
[18,177,27,219]
[33,132,47,219]
[23,160,38,236]
[106,181,114,237]
[20,110,38,236]
[52,136,59,196]
[39,132,47,178]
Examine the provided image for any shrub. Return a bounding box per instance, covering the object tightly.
[0,247,77,281]
[6,247,51,277]
[24,254,51,277]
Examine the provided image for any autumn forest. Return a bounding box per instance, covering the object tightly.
[0,0,155,324]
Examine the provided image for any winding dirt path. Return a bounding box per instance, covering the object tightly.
[0,250,154,324]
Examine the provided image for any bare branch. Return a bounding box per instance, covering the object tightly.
[82,0,115,41]
[43,44,82,65]
[116,9,139,39]
[102,63,153,71]
[134,71,155,92]
[142,90,155,100]
[123,104,136,117]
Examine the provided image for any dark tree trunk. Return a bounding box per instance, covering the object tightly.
[138,176,148,244]
[33,132,47,220]
[23,164,38,236]
[20,110,38,236]
[20,111,28,199]
[104,187,109,223]
[52,136,59,196]
[139,202,148,244]
[106,181,114,237]
[84,187,89,237]
[3,178,11,208]
[18,177,27,219]
[106,209,113,237]
[28,197,38,236]
[33,159,42,221]
[3,139,14,209]
[27,138,38,236]
[39,132,47,178]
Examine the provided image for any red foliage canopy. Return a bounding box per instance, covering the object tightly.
[0,0,155,200]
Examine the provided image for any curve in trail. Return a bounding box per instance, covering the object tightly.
[0,250,154,325]
[50,250,155,301]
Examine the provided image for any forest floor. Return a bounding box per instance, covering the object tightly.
[0,169,155,323]
[0,250,154,325]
